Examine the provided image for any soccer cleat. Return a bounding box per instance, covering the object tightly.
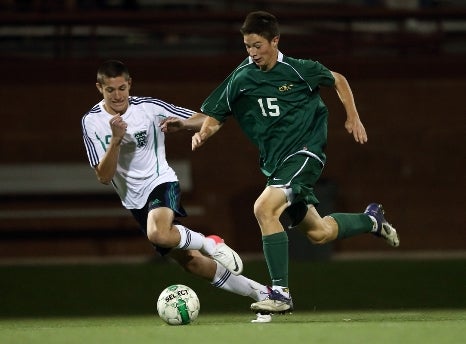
[207,235,243,276]
[251,313,272,323]
[364,203,400,247]
[250,286,293,314]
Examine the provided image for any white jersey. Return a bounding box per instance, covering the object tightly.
[82,96,194,209]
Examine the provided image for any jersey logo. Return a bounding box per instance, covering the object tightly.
[149,198,162,209]
[278,83,294,92]
[134,130,148,148]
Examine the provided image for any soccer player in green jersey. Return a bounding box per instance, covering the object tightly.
[166,11,400,316]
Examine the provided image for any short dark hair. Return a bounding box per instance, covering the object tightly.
[240,11,280,41]
[96,60,130,85]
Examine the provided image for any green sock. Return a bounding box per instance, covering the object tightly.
[331,213,374,240]
[262,232,289,287]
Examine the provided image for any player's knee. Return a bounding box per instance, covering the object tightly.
[253,199,279,224]
[146,228,159,245]
[307,233,329,245]
[301,226,332,245]
[147,226,170,246]
[253,200,267,222]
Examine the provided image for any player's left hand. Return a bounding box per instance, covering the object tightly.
[160,117,184,133]
[345,117,368,144]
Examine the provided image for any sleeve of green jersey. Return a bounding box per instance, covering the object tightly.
[200,76,231,123]
[302,59,335,89]
[201,58,250,123]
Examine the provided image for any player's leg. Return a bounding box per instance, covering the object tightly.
[145,206,181,247]
[131,182,243,275]
[278,154,399,247]
[251,154,325,314]
[293,204,338,244]
[146,207,212,253]
[293,203,399,247]
[292,204,367,245]
[149,219,244,276]
[144,182,203,250]
[251,153,327,314]
[250,186,293,313]
[168,249,268,301]
[146,213,243,275]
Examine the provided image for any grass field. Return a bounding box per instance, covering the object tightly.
[1,311,464,344]
[1,259,465,343]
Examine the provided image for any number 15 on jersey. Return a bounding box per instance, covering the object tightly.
[258,98,280,117]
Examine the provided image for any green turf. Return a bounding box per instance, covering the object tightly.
[0,311,464,344]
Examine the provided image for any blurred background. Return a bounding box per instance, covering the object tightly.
[0,0,465,263]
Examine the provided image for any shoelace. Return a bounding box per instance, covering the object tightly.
[260,288,291,302]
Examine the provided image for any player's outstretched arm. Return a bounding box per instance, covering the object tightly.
[192,116,222,151]
[331,71,368,144]
[160,113,207,133]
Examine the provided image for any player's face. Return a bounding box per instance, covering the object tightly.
[96,76,131,115]
[243,34,279,71]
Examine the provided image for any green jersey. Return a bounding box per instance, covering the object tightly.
[201,52,335,176]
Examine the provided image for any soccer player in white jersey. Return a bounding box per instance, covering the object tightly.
[81,60,271,321]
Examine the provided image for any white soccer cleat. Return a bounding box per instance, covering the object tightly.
[207,235,243,276]
[380,222,400,248]
[364,203,400,247]
[251,313,272,323]
[250,287,293,314]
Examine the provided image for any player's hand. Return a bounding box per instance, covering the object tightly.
[160,117,184,133]
[192,132,208,151]
[109,114,127,140]
[345,117,368,144]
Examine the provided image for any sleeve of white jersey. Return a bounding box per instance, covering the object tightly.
[81,115,105,168]
[148,97,195,122]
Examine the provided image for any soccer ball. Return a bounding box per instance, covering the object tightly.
[156,284,200,325]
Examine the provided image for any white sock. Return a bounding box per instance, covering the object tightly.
[211,262,268,301]
[368,215,378,232]
[174,224,205,250]
[272,285,290,298]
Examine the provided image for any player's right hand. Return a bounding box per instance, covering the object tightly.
[192,132,207,151]
[109,114,127,139]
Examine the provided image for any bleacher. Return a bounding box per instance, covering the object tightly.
[0,1,465,58]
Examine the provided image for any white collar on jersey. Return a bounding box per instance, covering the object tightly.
[248,50,283,64]
[277,51,284,61]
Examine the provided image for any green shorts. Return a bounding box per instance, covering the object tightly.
[267,153,323,206]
